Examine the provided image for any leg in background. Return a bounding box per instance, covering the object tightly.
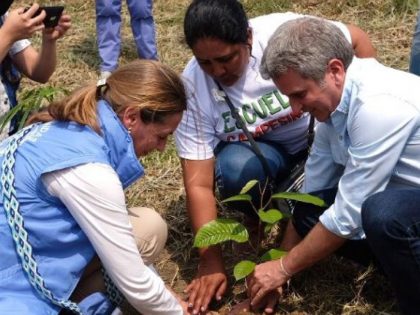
[127,0,158,60]
[95,0,122,73]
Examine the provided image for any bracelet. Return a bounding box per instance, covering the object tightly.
[279,257,293,278]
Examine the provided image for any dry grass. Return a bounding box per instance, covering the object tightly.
[12,0,418,314]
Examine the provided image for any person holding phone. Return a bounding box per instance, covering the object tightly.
[0,1,71,140]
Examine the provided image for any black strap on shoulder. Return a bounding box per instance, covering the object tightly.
[308,114,315,147]
[214,81,274,183]
[214,81,315,188]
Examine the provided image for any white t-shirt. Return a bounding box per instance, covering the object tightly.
[42,163,182,315]
[175,12,351,160]
[0,13,31,140]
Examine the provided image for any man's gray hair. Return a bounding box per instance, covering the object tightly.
[260,17,354,82]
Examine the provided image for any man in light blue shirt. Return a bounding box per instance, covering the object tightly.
[243,17,420,315]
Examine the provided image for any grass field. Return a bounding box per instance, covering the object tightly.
[13,0,418,314]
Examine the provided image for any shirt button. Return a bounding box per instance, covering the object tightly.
[339,135,343,140]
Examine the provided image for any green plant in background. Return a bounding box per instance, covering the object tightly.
[193,180,326,281]
[0,86,68,133]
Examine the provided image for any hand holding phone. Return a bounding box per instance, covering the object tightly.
[24,6,64,28]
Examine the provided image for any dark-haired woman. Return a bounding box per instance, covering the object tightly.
[0,60,189,315]
[174,0,376,313]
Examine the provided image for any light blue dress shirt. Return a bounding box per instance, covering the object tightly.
[303,58,420,240]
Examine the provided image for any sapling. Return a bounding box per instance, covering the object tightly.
[193,179,326,281]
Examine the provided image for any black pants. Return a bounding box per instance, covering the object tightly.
[291,187,375,267]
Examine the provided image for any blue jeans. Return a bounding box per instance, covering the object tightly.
[362,189,420,315]
[214,140,303,217]
[292,188,375,266]
[95,0,157,72]
[409,11,420,75]
[292,187,420,315]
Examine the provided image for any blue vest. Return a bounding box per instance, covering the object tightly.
[0,100,144,315]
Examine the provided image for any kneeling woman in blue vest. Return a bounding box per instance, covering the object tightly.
[0,60,189,315]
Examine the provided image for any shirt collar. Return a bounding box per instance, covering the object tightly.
[97,100,144,188]
[327,57,360,126]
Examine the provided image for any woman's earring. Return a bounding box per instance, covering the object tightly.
[128,126,132,134]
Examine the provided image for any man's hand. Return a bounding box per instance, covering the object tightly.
[228,298,251,315]
[246,259,290,307]
[185,254,227,314]
[229,290,281,315]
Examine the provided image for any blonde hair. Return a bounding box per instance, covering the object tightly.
[28,60,186,133]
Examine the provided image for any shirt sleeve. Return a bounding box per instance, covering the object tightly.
[42,163,182,315]
[175,73,218,160]
[302,123,344,193]
[9,38,30,56]
[330,21,352,44]
[319,95,420,239]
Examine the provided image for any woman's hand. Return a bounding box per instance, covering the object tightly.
[179,299,192,315]
[2,4,46,43]
[42,13,71,42]
[185,253,227,314]
[166,285,192,315]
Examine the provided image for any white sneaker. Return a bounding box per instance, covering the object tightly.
[111,307,123,315]
[99,71,112,80]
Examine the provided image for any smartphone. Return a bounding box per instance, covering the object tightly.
[24,6,64,28]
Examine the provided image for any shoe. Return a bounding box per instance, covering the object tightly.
[99,71,112,80]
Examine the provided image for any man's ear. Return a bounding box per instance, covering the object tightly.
[120,106,139,130]
[327,59,346,87]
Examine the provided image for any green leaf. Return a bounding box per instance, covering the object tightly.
[260,249,287,262]
[272,192,327,207]
[234,260,256,281]
[0,85,68,134]
[222,194,252,203]
[0,104,24,132]
[193,219,249,248]
[18,109,32,130]
[239,179,259,194]
[258,208,283,224]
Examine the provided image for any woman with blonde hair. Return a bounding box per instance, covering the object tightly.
[0,60,188,315]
